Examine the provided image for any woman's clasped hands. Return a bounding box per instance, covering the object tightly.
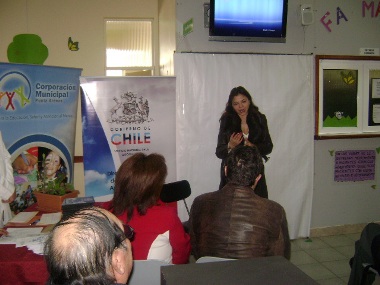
[228,132,243,149]
[229,132,254,149]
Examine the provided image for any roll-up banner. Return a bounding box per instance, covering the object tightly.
[0,62,82,213]
[80,77,176,200]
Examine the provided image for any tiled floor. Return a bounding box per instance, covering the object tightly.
[290,233,360,284]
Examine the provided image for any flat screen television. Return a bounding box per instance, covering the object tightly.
[209,0,288,43]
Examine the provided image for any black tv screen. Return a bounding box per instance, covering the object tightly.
[209,0,288,43]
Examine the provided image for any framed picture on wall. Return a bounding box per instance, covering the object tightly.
[363,63,380,132]
[315,55,380,139]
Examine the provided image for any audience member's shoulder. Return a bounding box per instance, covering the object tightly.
[260,196,286,211]
[156,201,177,212]
[193,190,218,204]
[153,203,181,221]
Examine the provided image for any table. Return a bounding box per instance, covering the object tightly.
[161,256,319,285]
[0,244,49,284]
[0,203,50,285]
[0,201,108,284]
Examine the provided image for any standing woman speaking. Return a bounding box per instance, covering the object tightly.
[216,86,273,198]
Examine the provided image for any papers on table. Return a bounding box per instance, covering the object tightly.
[7,211,38,223]
[7,211,62,225]
[17,234,48,255]
[5,227,43,237]
[1,211,62,255]
[36,212,62,225]
[0,227,47,255]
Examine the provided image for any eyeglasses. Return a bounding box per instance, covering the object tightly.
[123,224,134,240]
[114,224,134,251]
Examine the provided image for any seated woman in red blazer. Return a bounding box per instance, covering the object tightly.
[109,152,190,264]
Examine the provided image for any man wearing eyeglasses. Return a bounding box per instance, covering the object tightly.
[44,207,134,285]
[189,145,290,260]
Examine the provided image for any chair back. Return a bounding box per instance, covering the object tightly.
[160,180,191,202]
[196,256,236,263]
[128,260,170,285]
[160,180,191,215]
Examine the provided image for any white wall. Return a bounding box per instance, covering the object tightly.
[176,0,314,54]
[175,0,380,56]
[312,138,380,228]
[175,0,380,230]
[159,0,176,76]
[0,0,160,76]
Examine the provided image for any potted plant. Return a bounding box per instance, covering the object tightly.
[33,152,79,212]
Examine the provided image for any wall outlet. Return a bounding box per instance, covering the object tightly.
[301,4,314,26]
[204,3,210,28]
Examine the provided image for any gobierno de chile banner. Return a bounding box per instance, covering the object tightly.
[0,62,82,213]
[80,76,176,200]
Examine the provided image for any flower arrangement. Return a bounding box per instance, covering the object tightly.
[37,171,74,195]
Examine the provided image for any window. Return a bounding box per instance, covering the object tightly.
[315,55,380,139]
[105,20,153,76]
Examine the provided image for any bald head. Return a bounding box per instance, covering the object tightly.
[44,207,133,285]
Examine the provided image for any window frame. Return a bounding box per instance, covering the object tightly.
[104,18,155,76]
[315,55,380,139]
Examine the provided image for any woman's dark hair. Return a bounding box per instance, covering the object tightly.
[112,153,168,221]
[224,86,259,115]
[220,86,262,134]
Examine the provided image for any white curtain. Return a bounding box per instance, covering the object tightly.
[174,53,314,239]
